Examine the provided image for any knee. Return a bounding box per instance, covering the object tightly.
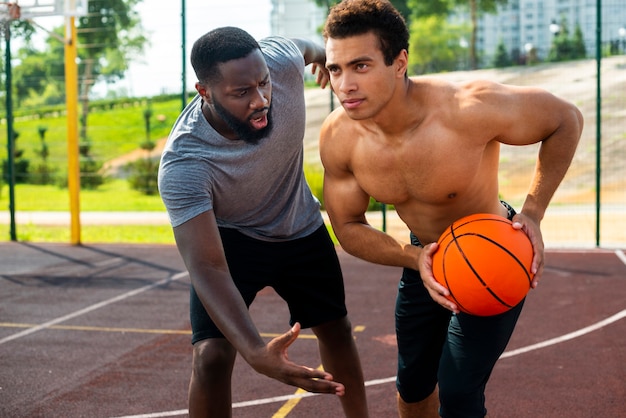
[312,316,354,344]
[192,339,236,382]
[438,380,486,418]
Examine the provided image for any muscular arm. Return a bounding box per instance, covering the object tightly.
[483,83,584,221]
[320,114,419,270]
[469,81,584,281]
[173,210,344,395]
[320,116,458,311]
[518,89,583,282]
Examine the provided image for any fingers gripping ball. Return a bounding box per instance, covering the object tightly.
[432,213,534,316]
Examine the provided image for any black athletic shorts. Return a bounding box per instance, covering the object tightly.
[396,201,524,417]
[190,224,347,344]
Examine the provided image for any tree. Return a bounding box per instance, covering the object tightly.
[547,17,586,62]
[77,0,147,141]
[409,15,470,74]
[548,17,569,62]
[493,38,512,68]
[408,0,509,70]
[570,23,587,59]
[13,29,66,107]
[0,18,37,112]
[11,1,147,135]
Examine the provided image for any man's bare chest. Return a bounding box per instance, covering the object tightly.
[349,136,493,206]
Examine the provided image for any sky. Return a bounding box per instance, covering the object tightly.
[109,0,271,96]
[117,0,273,97]
[27,0,273,98]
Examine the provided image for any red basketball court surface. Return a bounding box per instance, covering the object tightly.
[1,242,625,417]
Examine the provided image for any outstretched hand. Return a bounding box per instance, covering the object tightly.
[418,242,460,313]
[250,323,346,396]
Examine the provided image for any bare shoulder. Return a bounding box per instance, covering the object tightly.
[320,107,354,146]
[409,76,505,109]
[456,79,513,103]
[457,79,559,108]
[319,107,356,169]
[410,77,504,124]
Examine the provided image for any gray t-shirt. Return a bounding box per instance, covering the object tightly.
[158,36,323,242]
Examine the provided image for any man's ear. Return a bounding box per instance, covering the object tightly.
[396,49,408,78]
[196,82,211,103]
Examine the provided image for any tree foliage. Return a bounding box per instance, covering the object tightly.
[493,38,513,68]
[12,27,66,108]
[547,17,586,62]
[75,0,147,141]
[11,0,147,109]
[78,0,147,85]
[408,0,508,69]
[408,15,470,74]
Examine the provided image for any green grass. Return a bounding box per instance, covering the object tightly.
[0,222,337,245]
[0,91,334,243]
[3,224,177,244]
[0,169,330,244]
[4,179,167,211]
[1,179,173,243]
[2,98,184,173]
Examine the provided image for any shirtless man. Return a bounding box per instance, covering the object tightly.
[320,1,583,417]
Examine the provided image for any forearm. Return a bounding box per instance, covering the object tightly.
[522,112,582,221]
[334,219,419,270]
[190,269,265,362]
[291,37,325,66]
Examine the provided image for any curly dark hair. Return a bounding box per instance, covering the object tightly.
[323,0,409,66]
[191,26,260,85]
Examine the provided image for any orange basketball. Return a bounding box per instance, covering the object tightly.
[432,213,534,316]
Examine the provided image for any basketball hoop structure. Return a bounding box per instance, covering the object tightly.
[2,0,88,244]
[14,0,87,19]
[0,0,88,43]
[0,2,21,38]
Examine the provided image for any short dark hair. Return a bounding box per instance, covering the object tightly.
[323,0,409,66]
[191,26,260,85]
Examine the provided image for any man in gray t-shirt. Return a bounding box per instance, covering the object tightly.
[158,27,368,417]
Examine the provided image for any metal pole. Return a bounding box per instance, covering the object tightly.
[4,21,16,241]
[65,15,81,245]
[381,204,386,233]
[595,0,602,247]
[181,0,187,110]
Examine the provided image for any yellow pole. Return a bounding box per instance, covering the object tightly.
[64,15,81,245]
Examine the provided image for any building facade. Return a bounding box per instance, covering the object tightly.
[479,0,626,66]
[270,0,326,44]
[268,0,626,68]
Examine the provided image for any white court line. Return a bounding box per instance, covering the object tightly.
[615,249,626,266]
[112,308,626,418]
[0,271,188,345]
[500,309,626,358]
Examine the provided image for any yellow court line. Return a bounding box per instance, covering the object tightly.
[272,366,324,418]
[0,322,318,339]
[272,387,309,417]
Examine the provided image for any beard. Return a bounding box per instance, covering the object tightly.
[212,97,273,145]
